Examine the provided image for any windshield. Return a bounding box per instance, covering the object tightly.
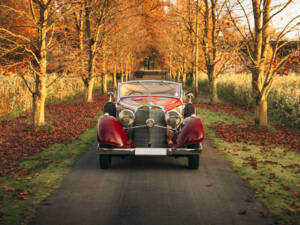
[119,81,181,98]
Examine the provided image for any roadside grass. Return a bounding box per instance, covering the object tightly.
[196,72,300,129]
[197,106,300,225]
[0,126,97,225]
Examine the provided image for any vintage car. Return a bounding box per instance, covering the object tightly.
[97,80,204,169]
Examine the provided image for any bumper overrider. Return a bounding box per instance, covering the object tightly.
[98,143,203,156]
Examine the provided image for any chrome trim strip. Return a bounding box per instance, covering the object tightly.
[123,124,177,131]
[98,146,202,156]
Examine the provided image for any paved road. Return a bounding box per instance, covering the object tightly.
[30,141,275,225]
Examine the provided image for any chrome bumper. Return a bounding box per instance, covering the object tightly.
[98,143,202,156]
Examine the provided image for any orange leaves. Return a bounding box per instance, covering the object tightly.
[282,185,291,191]
[1,185,8,191]
[114,26,120,34]
[243,156,258,169]
[3,71,12,77]
[0,94,107,178]
[1,63,28,77]
[209,122,300,153]
[225,21,231,27]
[1,185,15,192]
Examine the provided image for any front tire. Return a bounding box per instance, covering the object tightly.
[187,143,201,169]
[99,144,113,169]
[188,155,199,169]
[99,155,112,169]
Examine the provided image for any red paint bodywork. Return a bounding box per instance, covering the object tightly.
[98,92,205,148]
[176,117,205,147]
[119,96,182,112]
[97,115,128,147]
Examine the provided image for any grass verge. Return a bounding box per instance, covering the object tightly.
[0,126,97,225]
[197,106,300,225]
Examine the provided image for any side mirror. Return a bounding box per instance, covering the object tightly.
[186,92,194,103]
[107,92,114,102]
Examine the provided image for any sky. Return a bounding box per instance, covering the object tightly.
[170,0,300,39]
[233,0,300,39]
[273,0,300,39]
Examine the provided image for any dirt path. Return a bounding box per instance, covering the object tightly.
[30,140,275,225]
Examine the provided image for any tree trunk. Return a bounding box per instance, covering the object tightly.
[125,63,128,81]
[255,98,268,127]
[34,3,48,127]
[207,65,219,103]
[102,73,107,94]
[33,76,46,127]
[177,71,181,82]
[182,59,186,87]
[85,77,95,102]
[102,52,107,94]
[121,63,124,82]
[169,53,172,81]
[252,68,268,127]
[208,76,219,103]
[182,73,186,87]
[113,63,117,88]
[194,0,199,96]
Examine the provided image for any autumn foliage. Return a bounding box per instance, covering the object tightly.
[0,95,106,178]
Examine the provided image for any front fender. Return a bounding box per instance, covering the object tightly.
[176,116,204,147]
[97,115,128,147]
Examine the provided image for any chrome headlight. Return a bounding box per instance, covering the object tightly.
[119,109,135,127]
[165,110,182,128]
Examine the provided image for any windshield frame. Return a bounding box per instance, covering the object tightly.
[117,80,182,101]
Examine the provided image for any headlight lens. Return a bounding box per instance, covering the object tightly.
[165,110,182,128]
[119,109,135,127]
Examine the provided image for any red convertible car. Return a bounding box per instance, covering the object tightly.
[97,80,204,169]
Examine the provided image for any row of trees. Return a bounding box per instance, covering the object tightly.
[0,0,299,128]
[156,0,299,127]
[0,0,154,127]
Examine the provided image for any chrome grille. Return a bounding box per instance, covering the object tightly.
[134,105,166,147]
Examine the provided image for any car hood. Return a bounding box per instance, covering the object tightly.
[118,96,182,112]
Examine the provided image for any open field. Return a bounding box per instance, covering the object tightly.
[197,72,300,128]
[0,73,108,119]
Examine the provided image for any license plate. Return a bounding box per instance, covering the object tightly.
[135,148,167,156]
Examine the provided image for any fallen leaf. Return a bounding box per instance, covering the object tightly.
[1,186,7,191]
[282,185,290,190]
[7,187,15,192]
[260,210,268,217]
[287,208,295,216]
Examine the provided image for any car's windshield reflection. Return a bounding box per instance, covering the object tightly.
[120,81,180,98]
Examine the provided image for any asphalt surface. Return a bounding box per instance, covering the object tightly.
[30,141,275,225]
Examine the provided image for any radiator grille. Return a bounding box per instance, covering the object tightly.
[134,105,166,147]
